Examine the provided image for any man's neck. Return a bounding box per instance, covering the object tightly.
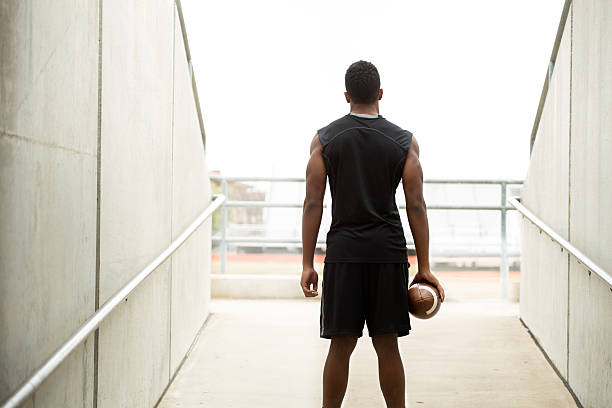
[350,112,379,119]
[350,102,379,116]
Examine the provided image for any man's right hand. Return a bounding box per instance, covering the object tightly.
[300,266,319,297]
[409,268,445,302]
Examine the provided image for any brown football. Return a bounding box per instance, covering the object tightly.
[408,282,441,319]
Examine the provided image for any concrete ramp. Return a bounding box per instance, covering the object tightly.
[159,299,577,408]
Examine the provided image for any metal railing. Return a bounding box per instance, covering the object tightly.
[210,175,523,297]
[0,194,226,408]
[508,196,612,287]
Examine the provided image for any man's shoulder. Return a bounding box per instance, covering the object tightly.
[317,114,353,145]
[376,117,413,152]
[377,116,411,135]
[317,114,413,151]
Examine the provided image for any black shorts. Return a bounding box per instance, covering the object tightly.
[319,262,411,339]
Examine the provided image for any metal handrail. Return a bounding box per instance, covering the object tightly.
[210,175,523,184]
[508,196,612,287]
[223,200,511,211]
[175,0,207,150]
[210,175,522,297]
[0,194,226,408]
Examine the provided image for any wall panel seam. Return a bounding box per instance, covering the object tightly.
[566,2,573,384]
[93,0,103,407]
[169,1,177,382]
[0,130,95,157]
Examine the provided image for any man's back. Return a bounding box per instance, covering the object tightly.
[300,60,444,408]
[318,113,413,263]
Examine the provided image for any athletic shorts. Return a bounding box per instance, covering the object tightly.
[319,262,411,339]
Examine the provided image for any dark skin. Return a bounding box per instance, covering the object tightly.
[301,89,444,408]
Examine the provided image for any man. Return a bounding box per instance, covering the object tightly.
[301,60,445,408]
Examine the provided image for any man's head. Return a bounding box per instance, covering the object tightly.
[344,60,382,105]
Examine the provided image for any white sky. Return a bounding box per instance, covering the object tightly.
[182,0,565,180]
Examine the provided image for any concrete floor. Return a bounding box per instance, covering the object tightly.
[158,299,577,408]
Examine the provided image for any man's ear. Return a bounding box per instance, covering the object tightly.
[378,89,383,100]
[344,91,351,103]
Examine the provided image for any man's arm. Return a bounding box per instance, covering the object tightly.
[300,133,326,297]
[401,136,445,301]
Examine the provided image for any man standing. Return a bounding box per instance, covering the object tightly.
[301,60,445,408]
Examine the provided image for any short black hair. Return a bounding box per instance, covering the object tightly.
[345,60,380,104]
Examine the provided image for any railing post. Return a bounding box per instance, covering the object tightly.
[500,182,508,298]
[221,178,228,274]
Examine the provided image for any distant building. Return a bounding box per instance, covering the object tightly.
[210,170,265,225]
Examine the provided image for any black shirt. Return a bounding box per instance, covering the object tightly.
[318,113,413,264]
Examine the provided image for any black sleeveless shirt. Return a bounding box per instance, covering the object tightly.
[318,113,413,264]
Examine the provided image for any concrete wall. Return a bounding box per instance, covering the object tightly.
[0,1,212,407]
[567,1,612,406]
[97,1,175,406]
[0,1,99,406]
[169,9,213,375]
[212,274,306,299]
[521,16,571,379]
[521,1,612,406]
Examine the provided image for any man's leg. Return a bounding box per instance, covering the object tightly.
[322,334,358,408]
[372,333,405,408]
